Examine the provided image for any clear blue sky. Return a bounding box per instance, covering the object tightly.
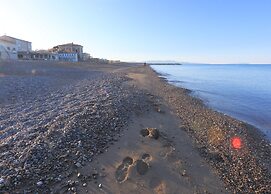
[1,0,271,63]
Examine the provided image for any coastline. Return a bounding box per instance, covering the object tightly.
[152,66,271,142]
[0,61,270,193]
[121,65,271,192]
[138,65,271,192]
[151,64,271,141]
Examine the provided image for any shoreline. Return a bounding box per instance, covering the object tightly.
[123,65,271,192]
[0,61,270,193]
[152,67,271,142]
[141,65,271,192]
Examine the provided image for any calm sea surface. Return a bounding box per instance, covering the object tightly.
[151,64,271,140]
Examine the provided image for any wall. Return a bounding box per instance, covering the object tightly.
[0,41,18,60]
[58,53,78,62]
[58,45,83,60]
[16,39,32,52]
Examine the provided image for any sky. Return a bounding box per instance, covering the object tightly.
[0,0,271,64]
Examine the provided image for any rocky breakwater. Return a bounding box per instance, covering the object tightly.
[0,72,150,193]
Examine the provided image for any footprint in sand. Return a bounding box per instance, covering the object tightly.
[116,154,152,182]
[140,128,150,137]
[140,128,160,139]
[135,159,149,175]
[142,153,151,161]
[149,128,160,139]
[115,157,133,182]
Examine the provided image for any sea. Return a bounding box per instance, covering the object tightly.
[151,64,271,140]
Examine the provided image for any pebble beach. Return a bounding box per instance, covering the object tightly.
[0,61,270,193]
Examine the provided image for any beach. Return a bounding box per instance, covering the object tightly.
[0,61,270,193]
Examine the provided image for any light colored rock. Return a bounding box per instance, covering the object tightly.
[75,162,82,168]
[36,181,43,187]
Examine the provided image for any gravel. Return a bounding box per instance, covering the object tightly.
[2,62,270,193]
[148,66,271,193]
[0,62,150,193]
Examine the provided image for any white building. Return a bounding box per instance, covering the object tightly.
[82,53,91,61]
[18,50,59,61]
[0,44,16,60]
[58,52,78,62]
[52,43,83,61]
[0,35,32,60]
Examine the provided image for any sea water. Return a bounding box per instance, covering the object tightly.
[151,64,271,140]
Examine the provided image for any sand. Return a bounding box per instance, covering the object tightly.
[64,99,227,194]
[0,61,270,193]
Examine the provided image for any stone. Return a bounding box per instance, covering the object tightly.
[71,187,76,192]
[68,180,76,186]
[0,178,5,188]
[36,181,43,187]
[0,71,153,192]
[75,162,82,168]
[56,177,62,182]
[92,173,98,179]
[77,140,82,147]
[209,152,224,163]
[0,178,4,184]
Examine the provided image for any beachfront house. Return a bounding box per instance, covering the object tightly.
[58,52,78,62]
[0,36,90,62]
[18,50,59,61]
[82,53,91,61]
[52,43,83,62]
[0,35,32,60]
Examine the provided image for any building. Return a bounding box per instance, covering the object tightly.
[58,52,78,62]
[89,58,110,64]
[0,35,32,60]
[18,50,59,61]
[0,36,89,62]
[0,44,16,60]
[0,35,32,52]
[52,43,83,61]
[18,45,83,62]
[82,53,91,61]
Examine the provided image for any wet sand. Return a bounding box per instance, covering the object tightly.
[125,65,271,193]
[0,61,270,193]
